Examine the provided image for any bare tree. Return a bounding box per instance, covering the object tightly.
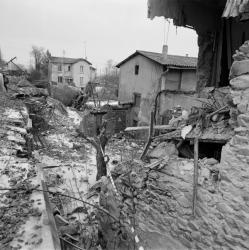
[0,48,2,62]
[31,46,44,72]
[97,59,119,100]
[78,120,109,180]
[30,46,51,80]
[0,48,5,67]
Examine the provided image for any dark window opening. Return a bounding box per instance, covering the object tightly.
[135,65,139,75]
[68,65,71,71]
[178,140,225,162]
[66,78,73,84]
[58,76,63,83]
[133,120,138,127]
[133,93,141,107]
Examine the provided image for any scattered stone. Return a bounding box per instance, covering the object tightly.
[148,141,178,159]
[230,60,249,79]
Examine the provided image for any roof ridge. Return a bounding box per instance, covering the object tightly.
[51,56,83,60]
[137,50,197,59]
[117,50,197,68]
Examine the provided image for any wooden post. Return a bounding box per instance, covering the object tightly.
[192,137,199,217]
[215,20,224,88]
[225,19,232,70]
[140,111,154,160]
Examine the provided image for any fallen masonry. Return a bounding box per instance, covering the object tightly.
[2,41,249,250]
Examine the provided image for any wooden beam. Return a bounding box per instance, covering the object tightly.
[192,137,199,217]
[140,111,154,161]
[226,19,232,69]
[125,124,173,132]
[215,20,224,87]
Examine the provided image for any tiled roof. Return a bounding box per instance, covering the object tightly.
[50,56,92,65]
[116,50,197,68]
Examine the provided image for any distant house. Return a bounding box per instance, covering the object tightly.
[116,46,197,125]
[48,56,96,88]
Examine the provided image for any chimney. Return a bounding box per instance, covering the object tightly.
[162,45,168,60]
[185,54,189,57]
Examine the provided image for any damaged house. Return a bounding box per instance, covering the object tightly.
[3,1,249,250]
[116,47,197,126]
[97,1,249,249]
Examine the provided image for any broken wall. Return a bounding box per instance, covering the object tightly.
[118,55,162,105]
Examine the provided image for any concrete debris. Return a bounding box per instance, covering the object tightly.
[148,141,178,159]
[181,124,193,139]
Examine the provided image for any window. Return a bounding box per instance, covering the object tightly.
[58,76,63,83]
[133,93,141,107]
[58,64,62,71]
[66,78,73,84]
[135,65,139,75]
[68,65,71,71]
[80,77,84,84]
[80,66,84,73]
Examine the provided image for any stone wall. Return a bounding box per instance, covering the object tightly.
[97,42,249,250]
[98,155,249,249]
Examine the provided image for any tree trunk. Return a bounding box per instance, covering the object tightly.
[96,134,108,181]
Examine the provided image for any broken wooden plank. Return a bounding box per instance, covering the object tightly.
[192,137,199,217]
[125,124,173,132]
[153,129,231,144]
[144,158,165,169]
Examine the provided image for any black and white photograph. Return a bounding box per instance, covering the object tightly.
[0,0,249,249]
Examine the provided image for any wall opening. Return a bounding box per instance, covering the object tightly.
[135,65,139,75]
[178,140,225,162]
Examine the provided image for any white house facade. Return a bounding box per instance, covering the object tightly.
[48,56,96,88]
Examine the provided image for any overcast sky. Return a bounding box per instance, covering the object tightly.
[0,0,198,72]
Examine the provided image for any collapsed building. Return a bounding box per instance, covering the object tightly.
[2,1,249,250]
[96,0,249,249]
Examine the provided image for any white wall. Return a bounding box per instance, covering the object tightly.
[181,70,197,91]
[49,63,73,83]
[118,55,163,104]
[73,61,91,88]
[49,60,92,88]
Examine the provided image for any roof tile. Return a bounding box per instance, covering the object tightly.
[50,56,92,65]
[137,50,197,68]
[116,50,197,68]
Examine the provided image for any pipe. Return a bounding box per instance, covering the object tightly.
[153,68,170,123]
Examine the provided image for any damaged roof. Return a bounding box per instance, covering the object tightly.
[50,56,92,65]
[147,0,249,31]
[116,50,197,68]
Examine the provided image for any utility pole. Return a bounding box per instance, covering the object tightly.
[62,50,65,84]
[83,41,87,59]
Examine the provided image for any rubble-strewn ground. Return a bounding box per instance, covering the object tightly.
[99,152,249,250]
[0,88,146,250]
[0,94,53,250]
[3,56,249,250]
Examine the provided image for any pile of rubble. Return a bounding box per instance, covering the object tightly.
[0,95,50,249]
[97,152,249,249]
